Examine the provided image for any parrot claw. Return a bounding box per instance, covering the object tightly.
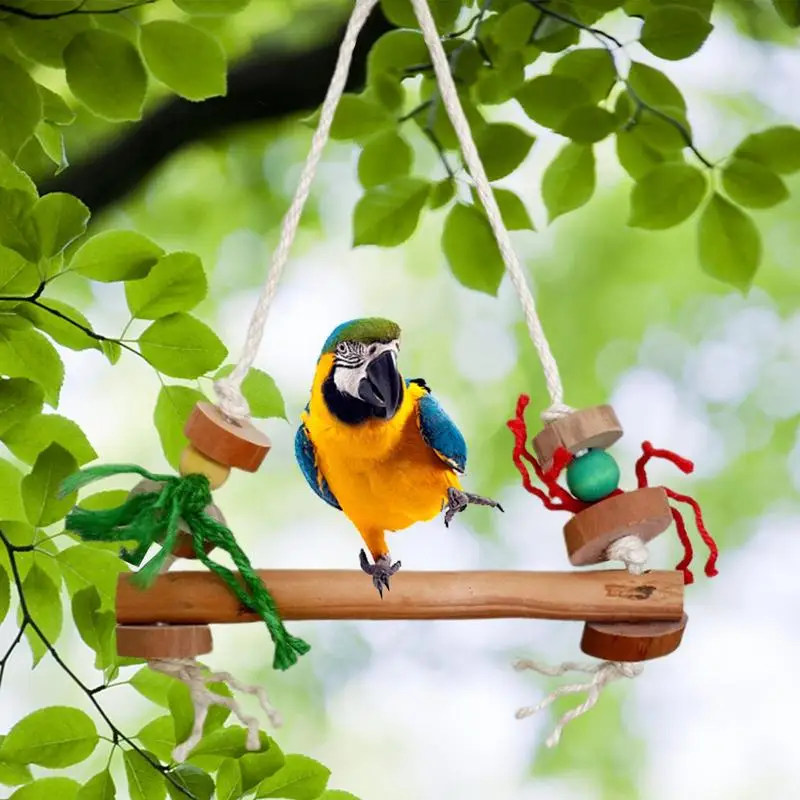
[444,487,504,527]
[359,549,401,598]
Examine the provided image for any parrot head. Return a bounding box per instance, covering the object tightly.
[319,317,403,423]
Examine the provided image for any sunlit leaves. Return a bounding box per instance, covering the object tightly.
[0,460,25,522]
[1,707,97,768]
[379,0,461,31]
[30,193,89,258]
[330,95,393,142]
[352,178,430,247]
[16,300,100,353]
[57,545,129,611]
[0,189,38,262]
[239,734,285,791]
[70,230,163,282]
[153,384,206,470]
[71,586,116,672]
[0,379,44,437]
[2,412,97,465]
[136,717,176,764]
[616,126,679,180]
[640,5,713,60]
[18,563,61,666]
[125,252,207,319]
[734,125,800,174]
[130,665,179,708]
[216,759,243,800]
[515,75,591,130]
[173,0,252,13]
[77,770,116,800]
[123,749,165,800]
[442,203,504,296]
[627,61,686,114]
[427,178,455,210]
[165,764,213,800]
[140,21,227,101]
[9,777,80,799]
[470,186,534,231]
[698,193,761,291]
[542,142,596,222]
[214,365,287,420]
[773,0,800,26]
[357,131,413,188]
[558,106,617,144]
[64,30,148,122]
[475,123,535,180]
[552,48,617,103]
[628,163,707,229]
[366,30,427,86]
[255,754,330,799]
[21,443,77,527]
[137,313,227,379]
[0,57,41,159]
[721,157,788,209]
[0,735,33,787]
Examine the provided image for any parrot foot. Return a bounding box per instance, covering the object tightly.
[444,487,504,527]
[359,549,402,599]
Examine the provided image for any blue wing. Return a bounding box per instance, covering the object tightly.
[294,419,341,510]
[410,379,467,473]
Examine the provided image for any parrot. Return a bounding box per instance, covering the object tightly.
[295,317,503,597]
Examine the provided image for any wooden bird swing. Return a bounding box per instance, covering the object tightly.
[60,0,719,758]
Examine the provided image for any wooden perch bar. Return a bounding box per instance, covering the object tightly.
[116,569,683,624]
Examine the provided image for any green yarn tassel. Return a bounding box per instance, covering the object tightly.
[60,464,310,671]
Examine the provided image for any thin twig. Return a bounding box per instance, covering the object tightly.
[0,0,156,20]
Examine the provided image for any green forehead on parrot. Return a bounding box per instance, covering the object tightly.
[321,317,401,355]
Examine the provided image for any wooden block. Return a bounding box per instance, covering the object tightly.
[184,402,270,473]
[129,479,222,560]
[564,487,672,566]
[580,614,688,662]
[533,405,623,470]
[179,444,231,490]
[116,624,213,659]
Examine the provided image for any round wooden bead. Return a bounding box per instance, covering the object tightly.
[580,614,688,662]
[129,478,223,560]
[184,402,270,473]
[566,449,620,503]
[116,624,212,659]
[533,405,623,471]
[563,487,672,566]
[179,444,231,490]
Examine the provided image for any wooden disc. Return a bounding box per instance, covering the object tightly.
[116,624,213,659]
[563,487,672,566]
[533,405,623,471]
[580,614,688,662]
[184,402,271,473]
[129,479,222,559]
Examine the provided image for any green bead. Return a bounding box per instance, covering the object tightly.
[566,448,620,503]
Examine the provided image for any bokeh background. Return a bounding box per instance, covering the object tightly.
[2,1,800,798]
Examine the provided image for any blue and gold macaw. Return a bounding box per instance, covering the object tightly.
[295,318,503,596]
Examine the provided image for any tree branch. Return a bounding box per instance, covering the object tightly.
[37,8,395,216]
[0,0,156,20]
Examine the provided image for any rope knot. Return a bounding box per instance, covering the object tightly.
[606,534,649,574]
[172,472,214,517]
[213,375,251,423]
[540,403,575,424]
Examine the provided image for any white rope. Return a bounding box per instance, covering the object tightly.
[213,0,381,422]
[513,659,644,747]
[606,533,648,574]
[408,0,572,423]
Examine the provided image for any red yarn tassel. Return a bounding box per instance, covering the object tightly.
[665,488,719,578]
[669,505,694,585]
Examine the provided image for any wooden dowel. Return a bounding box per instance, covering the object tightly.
[116,569,683,624]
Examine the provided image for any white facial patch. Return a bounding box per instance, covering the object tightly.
[333,340,399,398]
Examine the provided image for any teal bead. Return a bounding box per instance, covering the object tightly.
[566,448,620,503]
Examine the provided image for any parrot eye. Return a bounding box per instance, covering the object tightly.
[335,343,347,355]
[368,344,377,356]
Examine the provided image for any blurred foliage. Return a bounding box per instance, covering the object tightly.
[0,0,798,799]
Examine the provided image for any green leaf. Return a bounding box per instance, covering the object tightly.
[427,178,455,210]
[125,251,207,320]
[318,793,360,800]
[166,764,214,800]
[0,56,42,159]
[140,20,226,101]
[329,95,392,142]
[2,412,97,465]
[640,4,713,59]
[0,322,64,406]
[131,665,179,707]
[35,122,69,175]
[352,178,430,248]
[474,52,526,105]
[734,125,800,175]
[6,14,93,69]
[542,142,596,222]
[56,544,129,610]
[366,30,427,84]
[77,770,116,800]
[10,778,80,800]
[0,153,37,199]
[474,122,535,181]
[492,4,539,51]
[0,460,25,522]
[38,86,75,126]
[18,562,61,666]
[2,706,97,768]
[216,759,243,800]
[697,193,761,291]
[0,562,9,625]
[773,0,800,26]
[64,30,148,122]
[441,203,504,296]
[0,189,38,261]
[30,193,89,259]
[471,187,534,231]
[255,755,330,799]
[0,246,38,295]
[21,443,77,527]
[557,106,617,144]
[153,385,206,470]
[138,313,227,379]
[239,734,284,791]
[628,163,707,229]
[213,366,286,420]
[16,300,101,353]
[137,716,176,764]
[379,0,460,30]
[531,1,580,51]
[0,378,44,437]
[552,48,617,103]
[71,586,116,670]
[170,683,232,752]
[123,749,166,800]
[100,340,121,365]
[627,61,686,113]
[70,230,163,282]
[188,726,253,761]
[615,126,677,179]
[357,131,413,189]
[515,75,592,130]
[0,735,33,787]
[173,0,251,13]
[721,157,788,209]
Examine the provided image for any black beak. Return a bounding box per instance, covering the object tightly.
[358,350,402,419]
